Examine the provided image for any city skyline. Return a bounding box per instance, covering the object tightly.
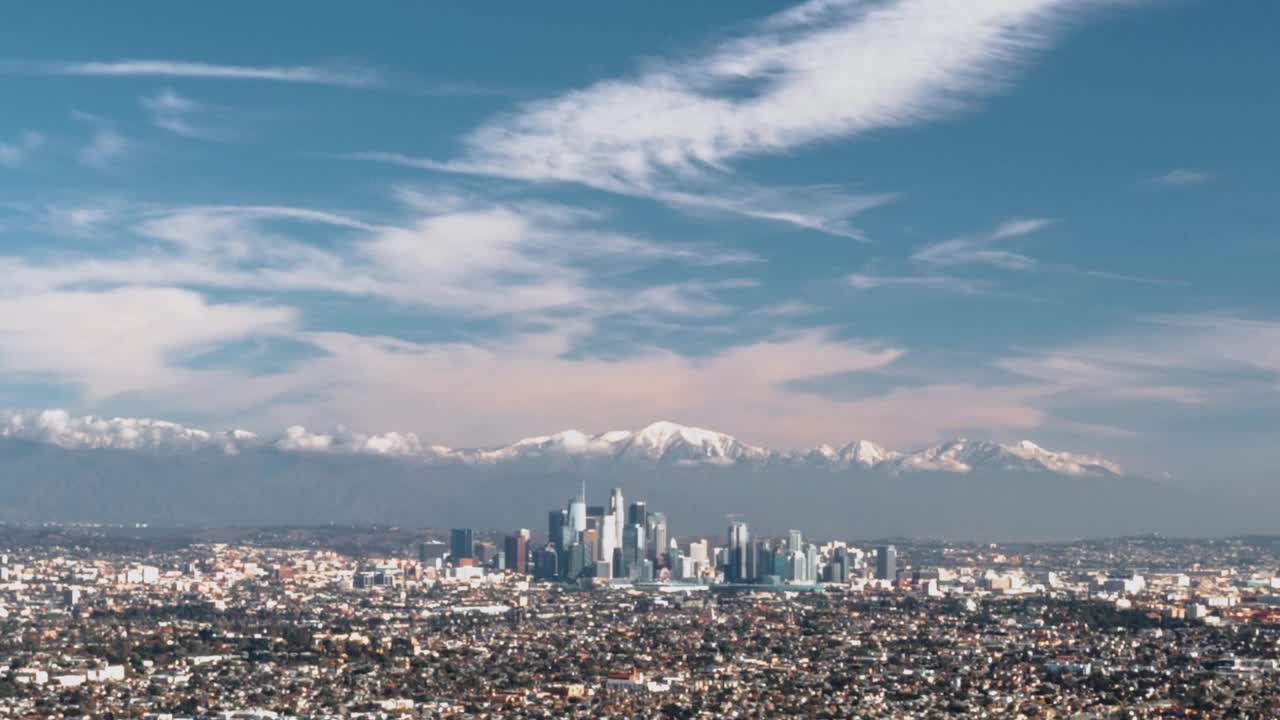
[2,1,1279,497]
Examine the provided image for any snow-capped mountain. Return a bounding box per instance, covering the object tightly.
[891,438,1122,477]
[0,410,1122,477]
[0,409,256,454]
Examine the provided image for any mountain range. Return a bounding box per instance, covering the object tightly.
[2,410,1121,477]
[0,410,1255,539]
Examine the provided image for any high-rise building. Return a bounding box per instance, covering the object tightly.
[568,495,587,539]
[876,544,898,581]
[827,546,850,583]
[533,546,559,580]
[754,538,774,579]
[805,543,818,584]
[600,514,618,568]
[623,523,646,579]
[688,539,709,564]
[628,501,647,529]
[566,542,589,581]
[504,533,528,575]
[417,541,447,565]
[647,512,668,567]
[787,549,806,582]
[549,509,570,553]
[788,529,804,553]
[609,487,626,552]
[727,521,750,583]
[450,528,474,561]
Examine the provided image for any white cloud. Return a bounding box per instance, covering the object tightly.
[223,328,1034,451]
[849,272,987,293]
[0,287,297,400]
[913,217,1051,270]
[0,131,45,167]
[997,312,1280,409]
[1,408,254,452]
[751,300,821,318]
[39,59,380,88]
[363,0,1112,235]
[2,197,757,324]
[1148,168,1212,186]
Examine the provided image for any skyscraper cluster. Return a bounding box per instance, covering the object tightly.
[535,486,680,582]
[519,487,875,587]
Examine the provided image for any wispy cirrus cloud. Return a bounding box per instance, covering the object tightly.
[357,0,1114,236]
[998,312,1280,409]
[1147,168,1212,186]
[13,58,381,88]
[913,217,1052,270]
[2,194,757,322]
[848,272,988,294]
[141,88,239,140]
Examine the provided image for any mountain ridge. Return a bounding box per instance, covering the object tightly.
[1,409,1121,477]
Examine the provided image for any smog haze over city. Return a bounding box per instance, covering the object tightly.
[3,3,1280,717]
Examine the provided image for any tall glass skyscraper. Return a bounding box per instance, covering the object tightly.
[876,544,898,581]
[727,521,750,583]
[450,528,474,560]
[609,487,625,552]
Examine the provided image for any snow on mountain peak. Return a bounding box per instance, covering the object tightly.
[839,439,899,466]
[0,409,1123,477]
[891,438,1121,477]
[0,409,252,454]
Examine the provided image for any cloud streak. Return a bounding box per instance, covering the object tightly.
[1148,168,1212,186]
[23,59,381,88]
[358,0,1111,236]
[913,217,1051,270]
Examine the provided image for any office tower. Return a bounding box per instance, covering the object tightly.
[417,541,446,564]
[688,539,709,564]
[828,546,850,583]
[876,544,898,581]
[569,494,587,539]
[624,523,646,579]
[754,539,774,579]
[628,501,647,528]
[594,559,613,580]
[566,542,589,581]
[647,512,668,567]
[726,521,750,583]
[788,529,804,553]
[771,545,787,583]
[600,514,618,568]
[609,487,626,551]
[504,534,528,575]
[582,528,599,562]
[805,544,818,584]
[787,549,806,582]
[638,558,655,583]
[533,546,559,580]
[612,547,625,580]
[450,528,474,561]
[549,509,570,553]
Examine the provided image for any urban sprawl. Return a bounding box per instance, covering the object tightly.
[4,488,1280,718]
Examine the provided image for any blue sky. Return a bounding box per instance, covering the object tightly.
[1,0,1278,489]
